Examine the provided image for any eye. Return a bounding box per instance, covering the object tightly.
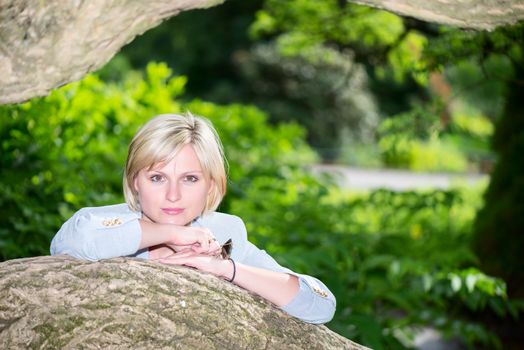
[150,174,165,183]
[183,175,199,183]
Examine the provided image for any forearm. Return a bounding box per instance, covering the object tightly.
[138,220,175,249]
[218,260,300,307]
[139,219,219,255]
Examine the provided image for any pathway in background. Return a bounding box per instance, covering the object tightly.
[309,164,489,190]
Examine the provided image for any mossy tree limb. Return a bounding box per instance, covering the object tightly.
[0,255,367,349]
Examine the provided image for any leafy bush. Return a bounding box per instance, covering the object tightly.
[0,63,519,350]
[376,105,496,173]
[0,62,315,260]
[234,40,379,161]
[230,180,520,349]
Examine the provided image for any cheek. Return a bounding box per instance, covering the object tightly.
[134,177,154,204]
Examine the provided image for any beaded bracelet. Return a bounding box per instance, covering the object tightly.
[228,258,236,283]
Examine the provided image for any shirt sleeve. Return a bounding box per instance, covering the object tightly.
[50,203,144,261]
[230,216,336,324]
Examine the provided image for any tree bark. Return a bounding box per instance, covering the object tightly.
[1,0,524,105]
[348,0,524,31]
[0,255,367,350]
[472,63,524,299]
[0,0,223,105]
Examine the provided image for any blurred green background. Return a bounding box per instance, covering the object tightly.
[1,1,523,349]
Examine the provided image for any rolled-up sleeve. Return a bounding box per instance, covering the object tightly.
[208,214,336,324]
[50,204,143,261]
[238,241,336,324]
[281,274,336,324]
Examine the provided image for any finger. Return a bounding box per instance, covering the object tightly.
[170,244,194,253]
[206,246,222,257]
[198,235,210,252]
[194,236,215,253]
[172,250,201,258]
[158,257,187,266]
[159,255,205,267]
[210,239,221,252]
[150,250,194,262]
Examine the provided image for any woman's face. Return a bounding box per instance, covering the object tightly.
[134,144,214,225]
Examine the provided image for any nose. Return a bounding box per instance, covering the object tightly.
[165,181,181,202]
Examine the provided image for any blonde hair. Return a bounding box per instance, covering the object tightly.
[123,113,227,214]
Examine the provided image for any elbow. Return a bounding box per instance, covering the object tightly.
[51,233,99,261]
[303,298,336,324]
[281,293,336,324]
[50,216,100,261]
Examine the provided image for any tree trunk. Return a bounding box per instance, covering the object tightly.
[0,255,367,350]
[348,0,524,30]
[2,0,524,105]
[0,0,223,105]
[472,63,524,299]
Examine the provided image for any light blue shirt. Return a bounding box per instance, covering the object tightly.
[50,203,336,324]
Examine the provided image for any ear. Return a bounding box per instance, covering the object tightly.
[133,175,139,194]
[208,178,215,195]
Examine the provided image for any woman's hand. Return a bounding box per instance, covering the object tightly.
[139,220,221,255]
[166,225,221,254]
[156,250,233,280]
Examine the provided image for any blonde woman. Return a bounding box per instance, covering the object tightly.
[51,113,335,324]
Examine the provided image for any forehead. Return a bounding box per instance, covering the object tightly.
[148,144,204,172]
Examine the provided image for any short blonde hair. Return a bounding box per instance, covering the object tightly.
[123,113,227,214]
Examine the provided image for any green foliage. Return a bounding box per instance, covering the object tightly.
[377,107,466,172]
[421,23,524,303]
[234,41,379,160]
[251,0,404,54]
[444,57,513,121]
[376,100,496,173]
[1,63,520,350]
[387,31,428,85]
[229,172,519,349]
[422,23,523,74]
[0,62,314,260]
[251,0,432,86]
[118,0,263,101]
[473,64,524,299]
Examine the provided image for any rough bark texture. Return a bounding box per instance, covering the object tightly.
[0,0,223,105]
[1,1,523,105]
[0,255,366,350]
[349,0,524,30]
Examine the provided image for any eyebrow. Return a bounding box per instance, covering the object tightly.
[145,168,205,175]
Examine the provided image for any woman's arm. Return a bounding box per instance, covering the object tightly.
[50,204,220,261]
[225,261,300,307]
[139,219,220,254]
[51,204,143,260]
[157,252,300,307]
[158,213,336,324]
[239,241,336,324]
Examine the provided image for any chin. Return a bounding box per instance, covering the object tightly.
[159,216,188,226]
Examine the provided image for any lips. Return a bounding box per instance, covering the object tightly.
[161,208,184,215]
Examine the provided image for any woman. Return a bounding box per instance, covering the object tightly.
[51,113,335,324]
